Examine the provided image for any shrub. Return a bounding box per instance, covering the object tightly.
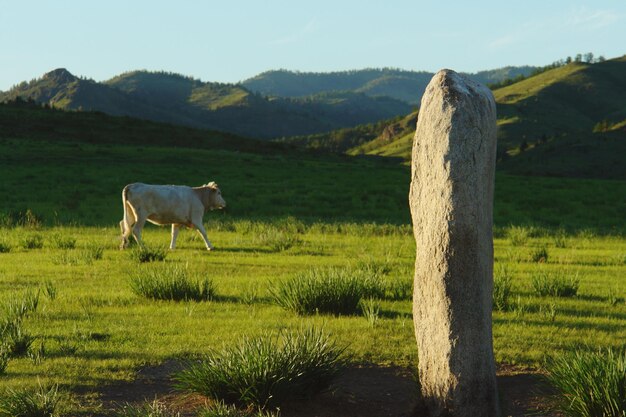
[493,266,513,311]
[129,246,168,263]
[270,267,372,315]
[546,348,626,417]
[0,384,60,417]
[531,270,579,297]
[130,263,216,302]
[175,327,346,409]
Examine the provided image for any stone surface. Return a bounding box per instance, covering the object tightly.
[409,69,499,417]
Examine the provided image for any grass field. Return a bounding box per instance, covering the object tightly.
[0,221,624,414]
[1,103,625,415]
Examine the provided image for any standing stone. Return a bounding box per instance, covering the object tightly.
[409,69,499,417]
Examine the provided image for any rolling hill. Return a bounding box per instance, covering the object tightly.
[242,67,538,105]
[0,69,411,139]
[341,56,626,179]
[1,98,625,232]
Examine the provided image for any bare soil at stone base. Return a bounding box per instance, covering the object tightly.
[94,362,562,417]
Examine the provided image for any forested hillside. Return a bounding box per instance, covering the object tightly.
[0,69,411,139]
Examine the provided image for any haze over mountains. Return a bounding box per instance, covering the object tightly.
[241,66,537,105]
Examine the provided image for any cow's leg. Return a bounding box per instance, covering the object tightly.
[119,220,127,249]
[131,212,148,248]
[170,224,180,250]
[192,221,214,251]
[121,201,136,249]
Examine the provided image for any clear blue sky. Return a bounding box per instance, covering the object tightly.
[1,0,624,91]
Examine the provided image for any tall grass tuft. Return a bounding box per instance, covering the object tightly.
[0,241,10,254]
[43,281,57,302]
[384,278,413,301]
[0,350,9,375]
[114,399,180,417]
[531,270,579,297]
[254,228,301,252]
[50,234,76,249]
[129,246,167,263]
[3,289,40,320]
[493,266,513,311]
[530,246,549,263]
[507,225,530,246]
[359,298,381,327]
[0,319,35,357]
[175,327,346,409]
[270,267,373,315]
[0,384,60,417]
[20,234,44,250]
[130,263,216,302]
[553,229,568,248]
[546,348,626,417]
[198,401,278,417]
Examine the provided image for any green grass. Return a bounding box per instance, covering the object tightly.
[493,266,513,311]
[113,400,180,417]
[531,270,580,297]
[345,58,626,180]
[129,263,216,302]
[174,327,346,409]
[0,384,60,417]
[1,102,625,414]
[128,247,168,263]
[546,348,626,417]
[198,402,278,417]
[0,223,622,415]
[270,267,382,316]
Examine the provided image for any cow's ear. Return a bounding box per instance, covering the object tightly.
[206,181,218,189]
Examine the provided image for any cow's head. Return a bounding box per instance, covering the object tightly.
[204,182,226,210]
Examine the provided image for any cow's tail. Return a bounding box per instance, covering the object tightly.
[120,185,136,248]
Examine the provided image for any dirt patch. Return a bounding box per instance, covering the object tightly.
[95,362,558,416]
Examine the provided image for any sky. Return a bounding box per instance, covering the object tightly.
[1,0,625,91]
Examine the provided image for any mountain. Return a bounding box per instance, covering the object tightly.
[310,57,626,179]
[0,69,411,139]
[242,67,538,105]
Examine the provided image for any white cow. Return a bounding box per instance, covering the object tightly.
[119,182,226,251]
